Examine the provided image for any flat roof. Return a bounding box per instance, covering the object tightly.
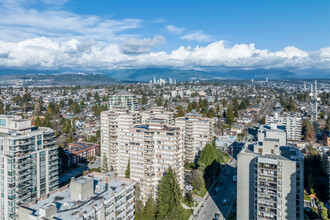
[22,174,135,220]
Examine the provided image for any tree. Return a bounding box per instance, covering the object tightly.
[135,183,144,220]
[101,155,109,173]
[306,123,316,143]
[33,102,41,116]
[67,131,74,144]
[157,167,185,220]
[198,143,216,168]
[0,101,4,114]
[261,116,266,125]
[35,116,41,127]
[303,120,316,143]
[207,108,215,118]
[163,99,168,108]
[176,105,185,117]
[125,159,130,178]
[226,105,235,124]
[144,195,157,220]
[189,169,204,191]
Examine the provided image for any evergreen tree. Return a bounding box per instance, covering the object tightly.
[125,159,130,178]
[163,99,168,108]
[67,131,74,143]
[226,105,235,124]
[157,167,185,220]
[144,195,157,220]
[35,116,41,127]
[0,101,4,114]
[102,155,109,173]
[176,105,185,117]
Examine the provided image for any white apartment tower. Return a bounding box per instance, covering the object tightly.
[100,108,140,176]
[0,115,59,220]
[266,113,302,141]
[175,116,214,162]
[237,138,304,220]
[128,119,184,203]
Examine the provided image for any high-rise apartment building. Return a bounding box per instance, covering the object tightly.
[109,91,138,111]
[237,138,304,220]
[100,108,140,176]
[141,108,175,125]
[175,116,214,162]
[0,115,59,220]
[128,119,184,202]
[266,113,302,141]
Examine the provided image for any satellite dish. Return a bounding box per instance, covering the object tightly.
[317,97,321,101]
[309,93,313,97]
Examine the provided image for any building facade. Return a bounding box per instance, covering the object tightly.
[237,138,304,220]
[18,172,136,220]
[266,113,302,141]
[109,91,138,111]
[101,109,140,176]
[141,108,175,125]
[128,119,184,203]
[66,142,99,165]
[0,115,59,220]
[175,116,214,162]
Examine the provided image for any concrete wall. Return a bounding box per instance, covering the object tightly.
[237,152,255,220]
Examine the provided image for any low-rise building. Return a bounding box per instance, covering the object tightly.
[18,172,136,220]
[322,130,330,147]
[66,142,99,165]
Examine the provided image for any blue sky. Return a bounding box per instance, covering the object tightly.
[64,0,329,51]
[0,0,328,72]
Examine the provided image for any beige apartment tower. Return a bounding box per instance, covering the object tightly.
[100,108,140,176]
[128,119,184,202]
[0,115,59,220]
[141,108,175,125]
[175,116,214,162]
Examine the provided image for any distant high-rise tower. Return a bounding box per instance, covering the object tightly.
[266,77,268,82]
[153,75,156,84]
[252,79,254,82]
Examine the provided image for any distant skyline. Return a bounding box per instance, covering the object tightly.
[0,0,329,74]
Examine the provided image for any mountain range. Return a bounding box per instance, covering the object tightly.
[0,68,328,86]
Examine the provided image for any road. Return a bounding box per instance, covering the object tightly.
[194,159,237,220]
[88,157,101,169]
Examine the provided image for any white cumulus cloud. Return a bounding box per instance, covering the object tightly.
[0,38,328,71]
[120,36,166,54]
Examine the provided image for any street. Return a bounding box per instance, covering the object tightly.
[193,159,237,220]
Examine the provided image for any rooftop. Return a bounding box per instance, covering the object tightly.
[21,172,135,220]
[113,90,135,96]
[68,142,99,153]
